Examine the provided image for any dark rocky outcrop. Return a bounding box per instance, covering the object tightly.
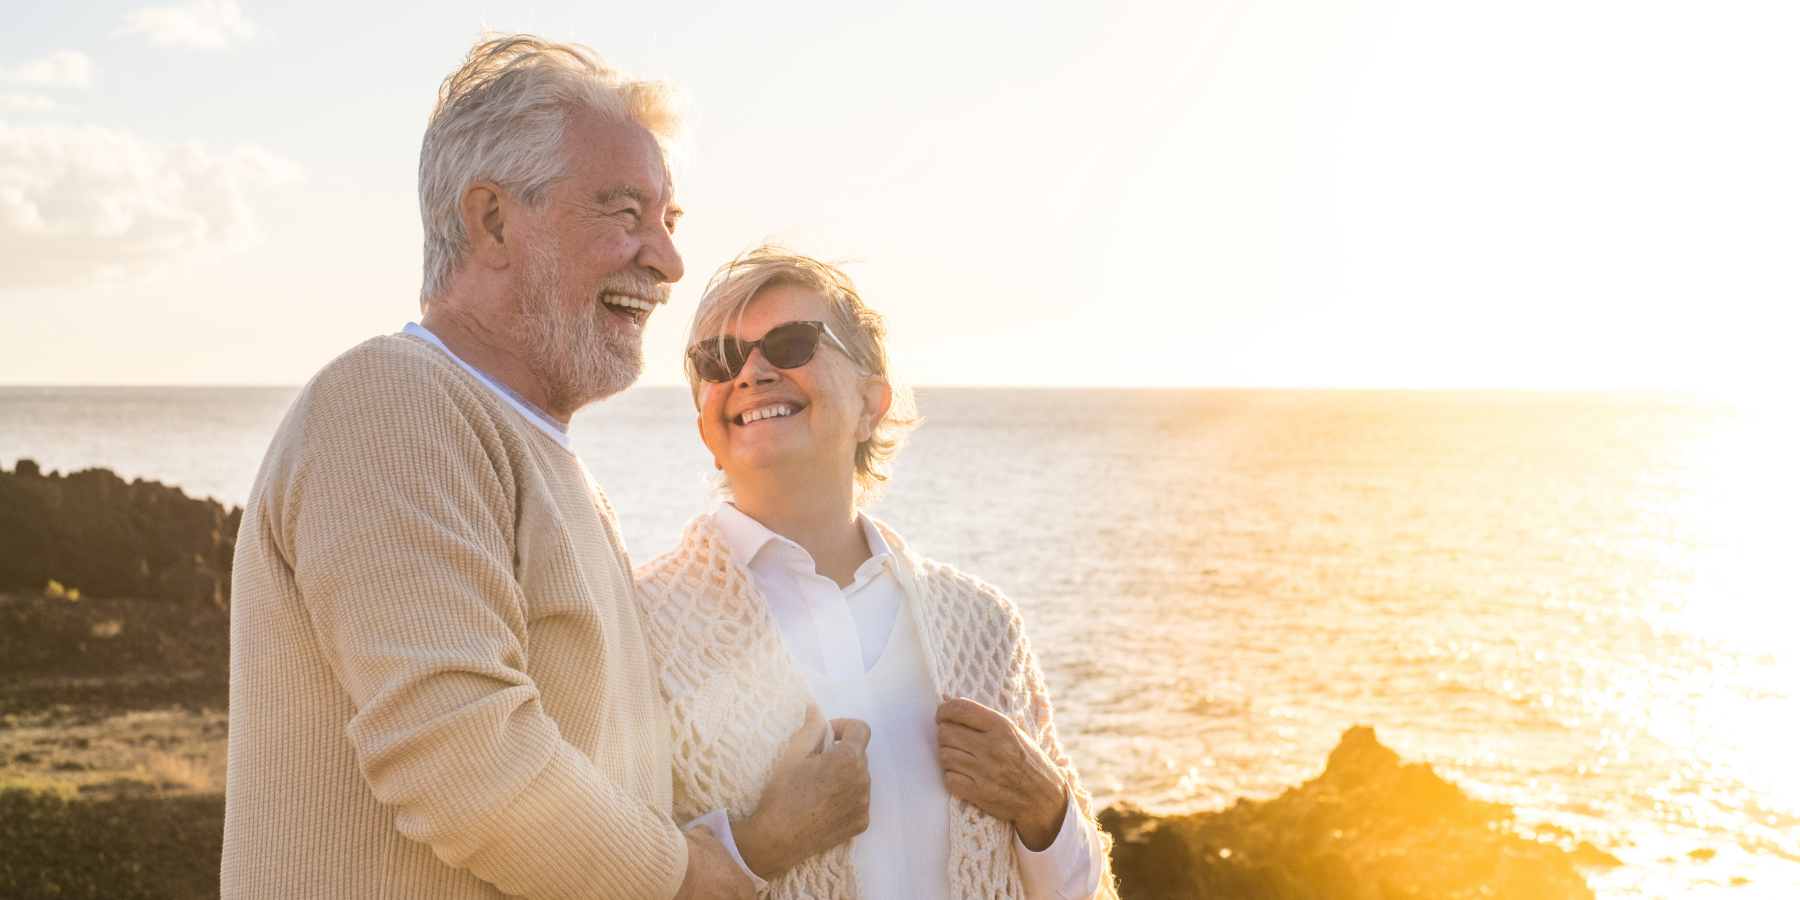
[0,594,230,717]
[0,461,240,608]
[1100,726,1595,900]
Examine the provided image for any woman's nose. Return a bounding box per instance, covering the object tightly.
[735,348,780,387]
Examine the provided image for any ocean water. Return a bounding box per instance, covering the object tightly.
[3,385,1796,899]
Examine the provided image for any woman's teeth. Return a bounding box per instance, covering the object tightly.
[602,294,654,311]
[741,405,793,424]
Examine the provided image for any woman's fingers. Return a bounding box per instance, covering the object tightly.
[932,697,1066,830]
[937,743,982,776]
[935,720,987,753]
[829,717,873,750]
[778,703,829,767]
[942,769,980,799]
[935,696,1003,731]
[737,709,873,879]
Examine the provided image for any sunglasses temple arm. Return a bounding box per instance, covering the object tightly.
[820,324,858,365]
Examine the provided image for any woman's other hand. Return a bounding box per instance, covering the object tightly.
[734,703,873,879]
[935,696,1069,851]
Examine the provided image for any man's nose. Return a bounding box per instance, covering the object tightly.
[639,221,685,285]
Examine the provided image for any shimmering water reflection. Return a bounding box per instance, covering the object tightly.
[861,391,1800,900]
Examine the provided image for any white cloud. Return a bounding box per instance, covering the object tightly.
[0,120,300,288]
[0,51,95,89]
[1,94,59,112]
[122,0,261,50]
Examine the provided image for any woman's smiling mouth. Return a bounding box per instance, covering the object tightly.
[735,403,799,426]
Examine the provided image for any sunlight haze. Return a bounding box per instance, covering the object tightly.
[1,0,1793,389]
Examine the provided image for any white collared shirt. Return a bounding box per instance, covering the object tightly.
[714,503,1105,900]
[713,503,901,677]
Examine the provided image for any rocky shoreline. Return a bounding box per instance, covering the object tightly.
[0,463,1604,898]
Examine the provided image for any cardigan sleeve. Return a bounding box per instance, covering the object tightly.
[979,580,1121,900]
[270,348,686,900]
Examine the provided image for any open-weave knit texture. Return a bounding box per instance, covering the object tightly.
[634,513,1118,900]
[224,334,686,900]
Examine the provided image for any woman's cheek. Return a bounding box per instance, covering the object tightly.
[698,393,733,458]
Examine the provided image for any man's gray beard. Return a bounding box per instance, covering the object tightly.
[515,249,646,412]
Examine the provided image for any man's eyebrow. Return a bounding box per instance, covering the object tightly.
[593,185,651,206]
[666,204,684,221]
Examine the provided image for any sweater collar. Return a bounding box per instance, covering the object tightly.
[400,322,572,450]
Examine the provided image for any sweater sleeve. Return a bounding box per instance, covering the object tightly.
[271,350,686,900]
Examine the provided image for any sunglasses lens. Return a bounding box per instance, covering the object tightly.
[690,323,826,382]
[691,340,747,382]
[761,322,821,369]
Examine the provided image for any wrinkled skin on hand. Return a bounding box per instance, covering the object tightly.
[935,696,1068,850]
[673,824,755,900]
[734,703,874,879]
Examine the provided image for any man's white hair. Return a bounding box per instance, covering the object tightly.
[418,33,686,305]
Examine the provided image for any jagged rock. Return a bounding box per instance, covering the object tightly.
[1100,726,1596,900]
[0,461,239,608]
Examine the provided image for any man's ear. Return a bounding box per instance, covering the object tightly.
[460,181,512,271]
[857,376,893,443]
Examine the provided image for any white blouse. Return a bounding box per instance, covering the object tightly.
[711,503,1104,900]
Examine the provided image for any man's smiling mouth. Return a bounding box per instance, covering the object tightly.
[735,403,797,426]
[601,293,655,325]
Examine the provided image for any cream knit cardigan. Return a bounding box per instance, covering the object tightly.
[224,335,685,900]
[634,513,1118,900]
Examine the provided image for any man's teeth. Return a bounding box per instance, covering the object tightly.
[742,405,793,423]
[603,294,654,311]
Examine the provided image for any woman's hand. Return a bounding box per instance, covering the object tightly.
[733,703,872,880]
[935,696,1068,851]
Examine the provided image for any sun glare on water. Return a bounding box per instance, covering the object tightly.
[1577,400,1800,898]
[1674,406,1800,813]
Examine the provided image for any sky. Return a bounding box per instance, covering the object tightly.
[0,0,1795,390]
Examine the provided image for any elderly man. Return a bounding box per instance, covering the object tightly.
[222,36,841,900]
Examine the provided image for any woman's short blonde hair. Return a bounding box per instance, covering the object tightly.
[418,33,687,305]
[686,245,921,506]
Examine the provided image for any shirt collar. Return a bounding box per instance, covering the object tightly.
[856,515,894,568]
[713,502,892,581]
[713,502,781,566]
[401,322,571,449]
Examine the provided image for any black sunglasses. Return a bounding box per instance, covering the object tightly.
[688,320,859,383]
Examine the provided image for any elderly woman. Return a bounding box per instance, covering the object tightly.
[634,246,1115,900]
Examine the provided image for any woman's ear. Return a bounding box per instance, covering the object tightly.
[856,375,893,443]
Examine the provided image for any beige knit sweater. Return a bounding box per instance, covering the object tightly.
[634,513,1118,900]
[223,334,685,900]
